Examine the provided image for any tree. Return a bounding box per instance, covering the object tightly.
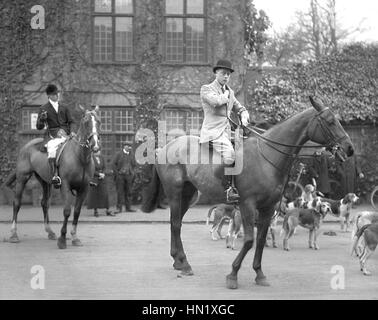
[263,0,366,66]
[243,1,271,69]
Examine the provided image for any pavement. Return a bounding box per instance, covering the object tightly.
[0,202,374,224]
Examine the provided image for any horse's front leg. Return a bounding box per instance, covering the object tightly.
[70,188,88,247]
[253,205,275,287]
[57,182,73,249]
[226,198,256,289]
[308,229,314,249]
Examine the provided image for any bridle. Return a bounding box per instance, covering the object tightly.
[76,112,101,151]
[235,107,348,164]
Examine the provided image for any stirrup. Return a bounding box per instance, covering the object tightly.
[226,186,240,204]
[52,176,61,188]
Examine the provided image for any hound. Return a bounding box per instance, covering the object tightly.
[206,204,239,240]
[320,193,359,232]
[351,222,378,276]
[351,211,378,257]
[282,202,332,251]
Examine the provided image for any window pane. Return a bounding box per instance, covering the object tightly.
[165,0,183,14]
[165,18,183,63]
[94,17,113,62]
[187,0,203,14]
[187,110,203,135]
[99,134,113,166]
[163,110,185,131]
[114,109,134,132]
[115,0,133,13]
[99,110,112,132]
[115,135,133,150]
[94,0,111,12]
[115,18,133,61]
[186,18,205,62]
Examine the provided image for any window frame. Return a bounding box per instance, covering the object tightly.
[163,0,208,65]
[91,0,136,65]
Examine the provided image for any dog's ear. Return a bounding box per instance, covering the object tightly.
[342,194,350,204]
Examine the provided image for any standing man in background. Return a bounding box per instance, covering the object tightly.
[112,143,136,213]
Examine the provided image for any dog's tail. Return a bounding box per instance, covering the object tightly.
[206,205,217,226]
[351,223,370,256]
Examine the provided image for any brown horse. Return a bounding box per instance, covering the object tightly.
[141,97,354,289]
[3,109,100,249]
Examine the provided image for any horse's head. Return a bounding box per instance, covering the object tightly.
[78,109,101,153]
[307,96,354,162]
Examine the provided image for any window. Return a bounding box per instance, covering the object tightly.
[161,109,203,142]
[164,0,206,63]
[93,0,134,63]
[98,107,135,166]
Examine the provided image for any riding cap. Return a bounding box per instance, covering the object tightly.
[46,84,59,96]
[213,59,234,73]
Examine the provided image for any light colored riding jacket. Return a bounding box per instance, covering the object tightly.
[199,80,246,143]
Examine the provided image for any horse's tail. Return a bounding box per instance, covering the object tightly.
[206,205,217,226]
[141,166,161,213]
[2,171,16,190]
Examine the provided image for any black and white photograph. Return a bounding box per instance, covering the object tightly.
[0,0,378,306]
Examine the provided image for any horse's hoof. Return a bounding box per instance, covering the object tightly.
[363,270,372,276]
[226,274,238,290]
[57,237,67,249]
[273,243,278,248]
[284,247,290,251]
[48,232,57,240]
[255,276,270,287]
[314,246,319,250]
[178,268,194,277]
[72,239,83,247]
[8,234,20,243]
[173,261,183,271]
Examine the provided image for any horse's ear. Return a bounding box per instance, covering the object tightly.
[309,96,324,112]
[94,105,100,113]
[78,104,85,112]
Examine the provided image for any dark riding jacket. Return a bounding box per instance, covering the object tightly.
[36,102,75,139]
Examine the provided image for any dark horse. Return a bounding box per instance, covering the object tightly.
[141,97,354,289]
[4,109,100,249]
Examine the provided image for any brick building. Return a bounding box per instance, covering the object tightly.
[8,0,249,205]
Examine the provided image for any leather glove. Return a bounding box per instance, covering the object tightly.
[70,132,77,138]
[240,110,250,127]
[40,110,47,120]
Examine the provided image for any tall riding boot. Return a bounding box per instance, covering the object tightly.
[48,158,61,188]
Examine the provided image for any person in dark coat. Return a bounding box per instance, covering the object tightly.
[336,153,364,195]
[87,151,114,217]
[112,143,136,213]
[307,148,331,197]
[36,84,76,188]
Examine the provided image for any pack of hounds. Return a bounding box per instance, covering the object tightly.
[206,184,378,276]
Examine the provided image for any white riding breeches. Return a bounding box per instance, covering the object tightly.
[46,137,66,158]
[210,131,235,165]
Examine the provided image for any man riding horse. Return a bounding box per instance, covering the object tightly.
[200,59,250,203]
[36,84,76,188]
